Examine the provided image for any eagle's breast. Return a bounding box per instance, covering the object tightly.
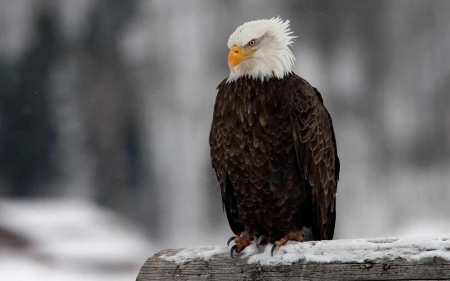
[210,75,309,237]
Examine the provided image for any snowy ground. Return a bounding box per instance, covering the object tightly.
[161,233,450,266]
[0,199,153,281]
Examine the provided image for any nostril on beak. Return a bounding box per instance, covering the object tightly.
[234,50,239,54]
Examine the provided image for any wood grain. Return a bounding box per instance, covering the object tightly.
[137,246,450,281]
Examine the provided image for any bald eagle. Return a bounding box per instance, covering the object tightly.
[209,18,340,256]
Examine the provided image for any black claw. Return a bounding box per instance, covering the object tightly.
[227,236,236,246]
[271,245,277,257]
[230,245,237,258]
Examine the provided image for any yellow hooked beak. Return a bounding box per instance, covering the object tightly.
[228,46,256,73]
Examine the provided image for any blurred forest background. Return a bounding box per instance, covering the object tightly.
[1,0,450,280]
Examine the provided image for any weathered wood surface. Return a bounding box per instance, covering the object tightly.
[137,237,450,281]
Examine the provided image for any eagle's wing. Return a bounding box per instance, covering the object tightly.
[289,75,340,240]
[209,79,245,236]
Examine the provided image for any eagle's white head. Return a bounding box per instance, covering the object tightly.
[227,17,296,82]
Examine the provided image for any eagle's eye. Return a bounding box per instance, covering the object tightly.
[248,39,256,46]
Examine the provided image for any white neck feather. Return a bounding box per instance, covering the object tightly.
[226,17,296,83]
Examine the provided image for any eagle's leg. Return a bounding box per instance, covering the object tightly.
[271,232,305,256]
[227,232,253,258]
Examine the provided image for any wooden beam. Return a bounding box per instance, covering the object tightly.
[137,236,450,280]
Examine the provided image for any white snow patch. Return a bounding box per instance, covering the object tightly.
[161,246,229,264]
[0,198,153,281]
[239,242,259,259]
[252,234,450,266]
[161,233,450,266]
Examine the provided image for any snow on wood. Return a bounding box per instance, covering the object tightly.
[137,234,450,280]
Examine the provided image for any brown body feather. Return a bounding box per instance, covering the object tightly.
[209,74,339,241]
